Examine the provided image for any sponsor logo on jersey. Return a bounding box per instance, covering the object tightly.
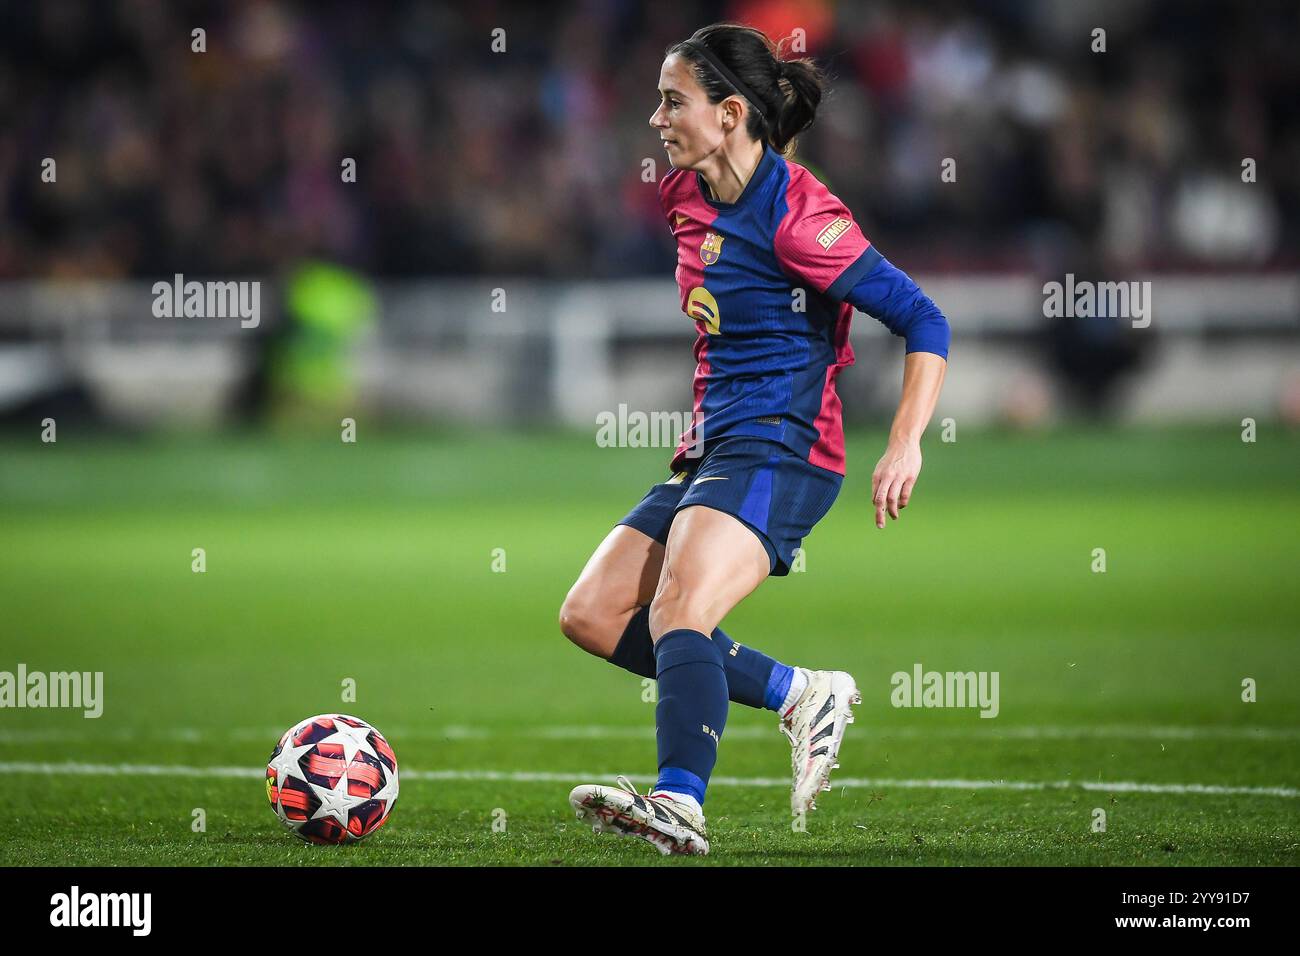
[686,286,721,335]
[816,217,852,250]
[699,231,725,265]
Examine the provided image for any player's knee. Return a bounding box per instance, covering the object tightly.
[557,595,587,643]
[648,572,693,637]
[558,592,604,653]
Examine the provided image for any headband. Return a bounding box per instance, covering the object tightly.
[680,39,770,125]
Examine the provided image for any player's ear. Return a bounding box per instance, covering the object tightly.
[721,95,743,131]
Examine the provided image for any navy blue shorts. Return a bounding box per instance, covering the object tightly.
[617,437,843,576]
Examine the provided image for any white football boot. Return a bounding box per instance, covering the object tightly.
[780,669,861,815]
[569,776,710,856]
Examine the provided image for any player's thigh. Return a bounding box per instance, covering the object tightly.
[571,523,664,608]
[560,524,664,654]
[649,505,770,639]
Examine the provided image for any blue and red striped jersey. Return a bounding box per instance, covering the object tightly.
[659,143,948,476]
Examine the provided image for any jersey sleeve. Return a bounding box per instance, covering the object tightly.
[843,254,951,358]
[773,176,882,301]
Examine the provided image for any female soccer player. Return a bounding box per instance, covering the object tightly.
[560,23,949,855]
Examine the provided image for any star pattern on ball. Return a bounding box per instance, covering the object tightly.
[371,759,399,806]
[269,737,315,792]
[321,716,382,765]
[309,772,353,826]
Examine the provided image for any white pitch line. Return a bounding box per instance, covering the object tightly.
[0,761,1295,799]
[0,761,263,779]
[2,723,1299,744]
[501,724,1300,742]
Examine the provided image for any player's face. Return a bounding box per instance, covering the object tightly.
[650,54,727,169]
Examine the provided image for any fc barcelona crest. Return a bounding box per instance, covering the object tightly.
[699,231,724,266]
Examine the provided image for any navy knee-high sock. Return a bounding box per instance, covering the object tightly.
[609,607,794,711]
[653,629,728,806]
[609,607,657,676]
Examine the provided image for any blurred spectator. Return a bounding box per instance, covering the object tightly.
[0,0,1296,280]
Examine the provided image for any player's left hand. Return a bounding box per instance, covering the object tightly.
[871,439,922,529]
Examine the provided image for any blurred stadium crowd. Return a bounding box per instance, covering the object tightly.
[0,0,1296,281]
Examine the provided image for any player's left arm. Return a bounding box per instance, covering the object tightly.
[839,255,949,530]
[868,349,946,529]
[773,184,950,530]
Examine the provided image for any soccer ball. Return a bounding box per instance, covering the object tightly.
[266,713,399,844]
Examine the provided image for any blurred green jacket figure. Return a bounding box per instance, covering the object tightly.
[268,261,376,424]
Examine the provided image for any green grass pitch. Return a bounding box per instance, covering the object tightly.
[0,425,1297,866]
